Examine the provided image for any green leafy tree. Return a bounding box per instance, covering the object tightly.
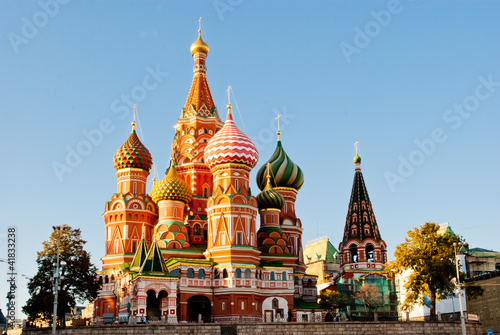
[318,290,346,310]
[23,225,99,326]
[386,222,482,321]
[353,283,384,313]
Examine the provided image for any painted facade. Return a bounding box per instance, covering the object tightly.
[93,29,316,324]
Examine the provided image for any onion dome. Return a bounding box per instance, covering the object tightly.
[204,107,258,169]
[354,154,361,163]
[256,176,285,211]
[113,122,152,171]
[256,138,304,191]
[190,30,209,55]
[150,162,192,204]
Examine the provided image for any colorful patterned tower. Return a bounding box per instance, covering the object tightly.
[171,28,223,245]
[203,99,260,265]
[256,130,305,272]
[102,121,157,270]
[150,161,193,250]
[338,150,387,276]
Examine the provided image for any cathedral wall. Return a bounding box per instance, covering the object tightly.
[22,321,483,335]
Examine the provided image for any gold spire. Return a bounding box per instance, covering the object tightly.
[132,105,137,130]
[190,17,209,55]
[276,114,282,141]
[227,86,232,114]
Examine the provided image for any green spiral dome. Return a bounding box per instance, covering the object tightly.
[256,140,304,191]
[256,177,285,210]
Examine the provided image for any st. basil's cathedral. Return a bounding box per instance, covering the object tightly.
[93,27,395,323]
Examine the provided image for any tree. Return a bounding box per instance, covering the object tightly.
[318,290,346,311]
[353,283,384,314]
[386,222,482,321]
[23,225,99,326]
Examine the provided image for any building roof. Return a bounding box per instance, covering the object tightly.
[150,162,192,204]
[303,236,338,263]
[129,236,148,272]
[341,154,383,244]
[256,138,304,191]
[113,124,152,171]
[139,240,169,276]
[465,247,500,258]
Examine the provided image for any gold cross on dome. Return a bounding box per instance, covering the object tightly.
[354,141,359,155]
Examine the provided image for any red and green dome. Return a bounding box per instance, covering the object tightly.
[113,126,152,171]
[256,140,304,191]
[151,164,192,204]
[256,176,285,211]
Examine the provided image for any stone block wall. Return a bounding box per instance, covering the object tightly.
[22,321,482,335]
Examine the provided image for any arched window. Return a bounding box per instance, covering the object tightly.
[366,244,374,262]
[272,298,279,309]
[222,269,228,279]
[353,203,358,211]
[104,275,109,284]
[364,224,370,235]
[198,269,205,279]
[170,269,181,277]
[245,269,251,279]
[270,272,275,281]
[204,187,208,198]
[132,241,137,253]
[235,268,242,278]
[110,275,115,283]
[350,245,358,263]
[351,224,357,236]
[361,201,366,210]
[187,268,194,278]
[282,272,287,281]
[214,269,220,279]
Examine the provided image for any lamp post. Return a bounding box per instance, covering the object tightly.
[453,242,466,335]
[52,226,67,335]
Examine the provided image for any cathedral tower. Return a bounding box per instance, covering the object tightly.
[256,130,305,272]
[102,121,157,270]
[203,100,260,265]
[171,29,224,245]
[338,150,387,276]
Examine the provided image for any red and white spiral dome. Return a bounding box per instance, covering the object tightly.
[204,111,258,170]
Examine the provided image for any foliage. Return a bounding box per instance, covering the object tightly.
[23,225,99,326]
[318,290,346,310]
[353,283,384,312]
[386,222,482,321]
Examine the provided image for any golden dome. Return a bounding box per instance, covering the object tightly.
[190,30,209,55]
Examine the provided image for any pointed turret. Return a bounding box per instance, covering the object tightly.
[182,27,218,119]
[338,146,387,273]
[130,229,148,272]
[139,239,169,275]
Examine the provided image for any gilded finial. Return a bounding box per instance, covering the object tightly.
[227,86,232,113]
[276,114,282,141]
[132,105,137,130]
[199,17,202,33]
[190,18,209,55]
[354,141,359,155]
[354,141,361,164]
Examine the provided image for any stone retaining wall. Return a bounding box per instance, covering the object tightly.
[21,321,483,335]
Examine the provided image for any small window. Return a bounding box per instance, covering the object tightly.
[241,301,244,310]
[219,232,226,246]
[214,269,220,279]
[174,208,177,217]
[272,298,279,309]
[270,272,275,281]
[204,187,208,198]
[282,272,287,281]
[235,268,242,278]
[237,232,242,245]
[222,302,225,311]
[198,269,205,279]
[114,239,119,253]
[235,179,238,190]
[223,269,229,279]
[187,268,194,278]
[132,241,137,253]
[245,269,251,279]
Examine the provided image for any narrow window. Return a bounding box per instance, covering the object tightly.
[241,301,244,310]
[270,272,275,281]
[222,302,225,311]
[198,269,205,279]
[204,187,208,198]
[114,239,119,253]
[174,208,177,217]
[187,268,194,278]
[235,268,242,278]
[132,241,137,253]
[237,232,242,245]
[133,182,137,194]
[235,179,238,190]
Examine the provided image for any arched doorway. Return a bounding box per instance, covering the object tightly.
[186,295,211,323]
[146,290,161,321]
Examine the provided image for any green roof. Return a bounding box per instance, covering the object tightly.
[139,241,169,276]
[466,247,500,258]
[293,298,320,310]
[130,237,148,272]
[303,237,338,263]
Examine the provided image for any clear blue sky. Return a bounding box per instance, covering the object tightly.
[1,0,499,317]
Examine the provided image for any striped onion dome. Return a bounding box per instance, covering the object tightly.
[204,110,258,169]
[150,163,192,204]
[113,123,152,171]
[256,176,285,211]
[256,139,304,191]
